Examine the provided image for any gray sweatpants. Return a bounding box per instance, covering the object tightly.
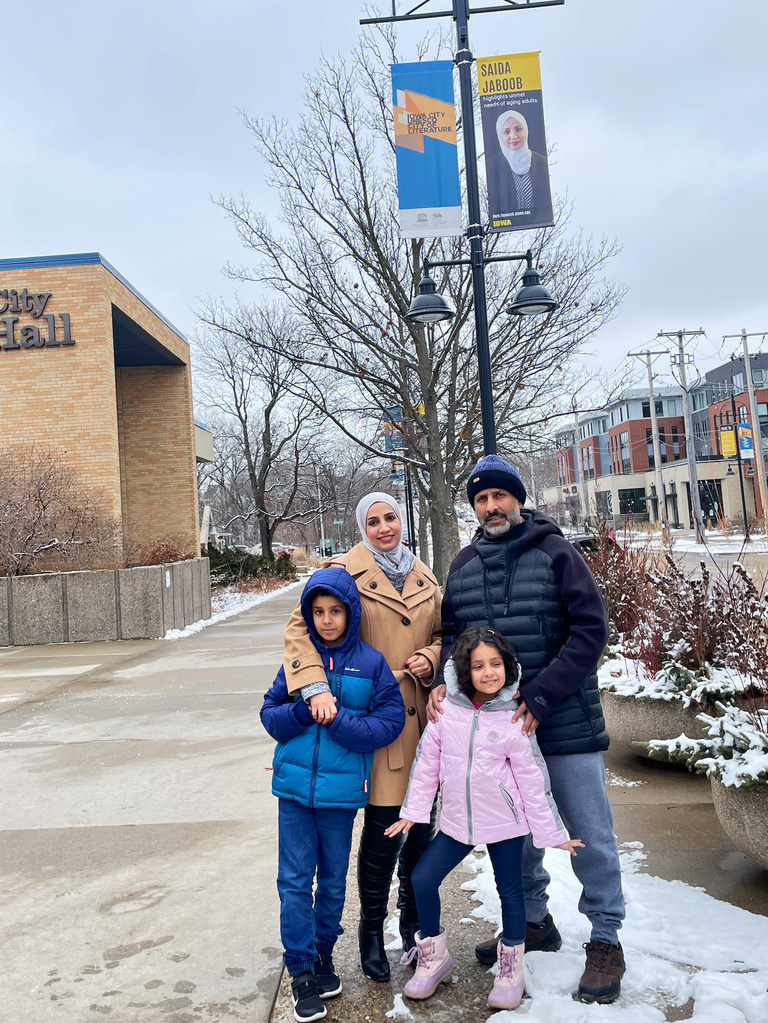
[523,749,625,945]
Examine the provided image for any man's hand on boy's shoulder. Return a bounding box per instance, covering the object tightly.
[309,691,338,725]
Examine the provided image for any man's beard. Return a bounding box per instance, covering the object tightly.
[481,506,522,537]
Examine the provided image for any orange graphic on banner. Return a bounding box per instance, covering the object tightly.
[393,89,457,154]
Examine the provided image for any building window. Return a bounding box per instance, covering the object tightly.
[620,431,630,474]
[733,372,745,392]
[659,426,667,463]
[646,428,654,468]
[618,488,647,515]
[753,368,765,386]
[739,405,749,422]
[642,398,663,418]
[596,491,613,520]
[597,418,608,434]
[671,424,681,459]
[667,399,677,416]
[692,390,707,411]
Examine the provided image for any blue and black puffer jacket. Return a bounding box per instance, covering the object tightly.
[261,567,405,809]
[437,510,609,756]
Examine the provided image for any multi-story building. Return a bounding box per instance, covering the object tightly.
[545,367,765,531]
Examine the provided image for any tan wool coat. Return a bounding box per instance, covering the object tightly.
[283,542,442,806]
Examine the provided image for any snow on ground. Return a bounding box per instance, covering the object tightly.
[422,841,768,1023]
[161,579,304,640]
[623,530,768,556]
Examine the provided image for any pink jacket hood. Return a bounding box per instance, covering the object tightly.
[401,661,567,847]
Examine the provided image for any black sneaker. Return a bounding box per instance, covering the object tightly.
[475,914,562,965]
[314,952,342,999]
[291,972,327,1023]
[525,913,562,953]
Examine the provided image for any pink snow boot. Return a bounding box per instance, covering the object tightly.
[487,940,525,1010]
[402,929,454,1000]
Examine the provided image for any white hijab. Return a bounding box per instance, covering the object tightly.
[495,109,532,176]
[355,492,415,593]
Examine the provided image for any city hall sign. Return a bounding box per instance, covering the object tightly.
[0,288,75,350]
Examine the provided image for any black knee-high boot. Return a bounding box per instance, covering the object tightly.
[358,804,402,982]
[396,805,437,952]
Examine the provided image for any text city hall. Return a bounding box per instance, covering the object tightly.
[0,289,76,349]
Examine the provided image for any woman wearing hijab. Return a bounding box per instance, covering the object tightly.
[283,493,442,982]
[489,108,553,227]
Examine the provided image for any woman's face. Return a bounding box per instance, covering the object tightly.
[365,502,402,552]
[501,117,526,151]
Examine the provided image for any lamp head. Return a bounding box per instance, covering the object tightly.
[507,263,558,316]
[746,465,756,477]
[726,463,735,477]
[405,273,455,324]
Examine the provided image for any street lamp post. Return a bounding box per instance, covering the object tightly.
[363,0,562,457]
[727,383,750,540]
[406,252,557,453]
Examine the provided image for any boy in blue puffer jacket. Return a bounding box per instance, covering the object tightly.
[261,567,405,1023]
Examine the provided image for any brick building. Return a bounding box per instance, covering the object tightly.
[0,253,204,559]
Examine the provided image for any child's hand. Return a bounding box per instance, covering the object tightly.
[309,691,337,725]
[556,839,585,857]
[384,818,414,838]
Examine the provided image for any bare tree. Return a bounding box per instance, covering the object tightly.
[195,309,319,557]
[0,448,118,576]
[213,31,626,579]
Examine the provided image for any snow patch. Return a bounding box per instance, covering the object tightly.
[161,581,303,640]
[385,994,414,1018]
[459,840,768,1022]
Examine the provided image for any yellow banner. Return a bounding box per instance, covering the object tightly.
[476,52,542,97]
[720,426,737,458]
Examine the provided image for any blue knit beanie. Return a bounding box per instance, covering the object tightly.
[466,455,527,507]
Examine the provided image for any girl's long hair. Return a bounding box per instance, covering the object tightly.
[451,628,520,700]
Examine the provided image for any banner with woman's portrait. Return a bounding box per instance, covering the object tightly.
[477,52,554,233]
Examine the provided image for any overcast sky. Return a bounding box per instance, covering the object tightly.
[4,0,766,393]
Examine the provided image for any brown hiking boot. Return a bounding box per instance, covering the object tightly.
[577,940,625,1004]
[474,914,562,964]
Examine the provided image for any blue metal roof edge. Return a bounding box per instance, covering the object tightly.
[194,419,213,432]
[0,252,188,345]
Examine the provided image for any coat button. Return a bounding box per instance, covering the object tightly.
[292,660,300,669]
[417,579,424,587]
[370,581,377,589]
[408,706,416,716]
[402,617,411,626]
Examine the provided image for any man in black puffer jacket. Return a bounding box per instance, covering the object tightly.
[429,455,625,1005]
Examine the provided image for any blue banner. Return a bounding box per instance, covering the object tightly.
[391,61,463,239]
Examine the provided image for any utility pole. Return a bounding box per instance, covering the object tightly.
[527,428,537,509]
[658,329,706,541]
[723,328,768,539]
[628,348,668,529]
[572,406,588,529]
[314,464,326,559]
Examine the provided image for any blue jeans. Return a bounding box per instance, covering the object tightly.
[412,830,526,946]
[277,798,356,976]
[523,751,625,945]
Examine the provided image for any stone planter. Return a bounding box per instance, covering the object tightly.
[601,689,711,762]
[711,776,768,871]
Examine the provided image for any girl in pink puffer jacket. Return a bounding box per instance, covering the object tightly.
[385,627,583,1011]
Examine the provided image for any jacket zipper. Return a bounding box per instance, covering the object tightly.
[465,706,481,843]
[309,655,334,808]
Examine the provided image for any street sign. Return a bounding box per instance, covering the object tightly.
[738,423,754,459]
[333,519,344,525]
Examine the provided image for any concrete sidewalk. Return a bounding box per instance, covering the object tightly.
[2,583,766,1023]
[0,583,302,1023]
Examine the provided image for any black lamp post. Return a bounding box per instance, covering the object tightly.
[363,0,562,457]
[406,250,557,453]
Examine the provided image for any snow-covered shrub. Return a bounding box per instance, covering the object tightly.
[648,701,768,788]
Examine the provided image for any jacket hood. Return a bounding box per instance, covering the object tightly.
[473,508,563,552]
[300,567,362,653]
[443,657,520,711]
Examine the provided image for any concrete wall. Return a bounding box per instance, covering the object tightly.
[1,558,211,647]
